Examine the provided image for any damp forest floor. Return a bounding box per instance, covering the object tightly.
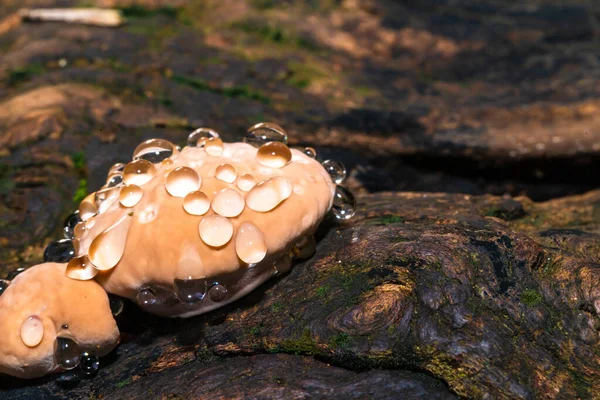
[1,0,600,399]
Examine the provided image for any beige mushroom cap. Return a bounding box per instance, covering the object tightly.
[0,263,119,378]
[75,142,335,317]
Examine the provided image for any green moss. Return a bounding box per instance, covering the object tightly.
[170,74,270,104]
[71,152,86,172]
[232,20,317,51]
[278,328,320,355]
[316,285,330,299]
[378,215,405,224]
[284,62,327,89]
[250,0,276,9]
[521,288,543,307]
[8,64,45,86]
[72,178,88,204]
[271,302,284,312]
[329,333,350,349]
[568,369,591,398]
[115,377,132,388]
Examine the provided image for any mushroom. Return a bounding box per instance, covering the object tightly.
[72,124,347,317]
[0,263,119,378]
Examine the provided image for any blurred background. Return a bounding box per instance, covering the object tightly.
[1,0,599,271]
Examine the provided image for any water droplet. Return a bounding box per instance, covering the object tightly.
[215,164,237,183]
[205,137,224,157]
[63,211,81,240]
[199,215,233,247]
[292,235,316,259]
[108,294,124,317]
[208,283,228,302]
[119,184,144,207]
[273,253,292,275]
[322,160,346,184]
[0,279,9,296]
[235,222,267,264]
[211,188,245,217]
[108,163,125,175]
[44,239,76,263]
[123,159,157,186]
[174,278,207,304]
[236,174,256,192]
[166,167,201,198]
[256,142,292,169]
[54,334,81,370]
[187,128,220,147]
[78,193,97,222]
[173,243,202,281]
[95,186,120,214]
[88,214,132,271]
[136,288,156,306]
[6,268,25,280]
[79,352,99,377]
[65,256,98,281]
[183,191,210,215]
[332,185,356,220]
[303,147,317,158]
[21,316,44,347]
[74,221,87,238]
[133,138,176,163]
[106,173,123,188]
[245,122,288,147]
[246,177,292,212]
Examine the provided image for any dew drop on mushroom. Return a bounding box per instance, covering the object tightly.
[332,185,356,220]
[322,160,347,184]
[54,333,81,370]
[123,159,157,186]
[245,122,288,147]
[133,139,176,163]
[165,167,201,198]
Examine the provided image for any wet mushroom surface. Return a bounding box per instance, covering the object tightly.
[1,0,600,398]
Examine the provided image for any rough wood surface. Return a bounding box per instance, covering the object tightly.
[1,0,600,398]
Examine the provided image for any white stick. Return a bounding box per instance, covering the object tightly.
[19,8,124,27]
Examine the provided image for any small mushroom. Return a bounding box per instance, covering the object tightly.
[0,263,119,378]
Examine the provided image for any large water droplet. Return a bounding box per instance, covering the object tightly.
[54,333,81,370]
[211,188,245,217]
[21,316,44,347]
[303,147,317,158]
[63,211,81,240]
[119,184,144,207]
[199,215,233,247]
[322,160,347,184]
[246,177,292,212]
[0,279,9,296]
[236,174,256,192]
[175,243,204,280]
[187,128,220,147]
[215,163,237,183]
[245,122,288,147]
[44,239,76,263]
[6,268,25,280]
[257,142,292,169]
[78,193,97,222]
[123,159,157,186]
[205,137,224,157]
[133,138,176,163]
[174,278,207,304]
[273,253,292,275]
[88,214,132,271]
[108,163,125,175]
[166,167,201,198]
[208,283,228,302]
[292,235,316,259]
[108,294,124,317]
[136,288,156,306]
[79,352,100,377]
[235,222,267,264]
[183,191,210,215]
[65,256,98,281]
[106,173,123,188]
[332,185,356,220]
